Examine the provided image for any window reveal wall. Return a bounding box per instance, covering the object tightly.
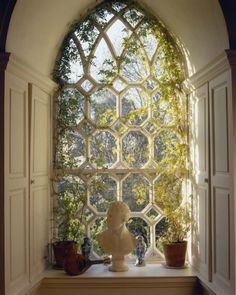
[191,67,234,295]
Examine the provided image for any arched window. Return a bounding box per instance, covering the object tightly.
[53,0,187,260]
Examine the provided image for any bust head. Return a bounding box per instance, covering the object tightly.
[107,201,130,231]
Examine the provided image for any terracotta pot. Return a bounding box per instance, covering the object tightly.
[163,241,187,267]
[53,241,77,268]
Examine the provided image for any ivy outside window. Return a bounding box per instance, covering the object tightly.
[53,0,188,261]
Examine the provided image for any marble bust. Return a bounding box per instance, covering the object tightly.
[97,201,136,272]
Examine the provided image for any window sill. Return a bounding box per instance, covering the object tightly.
[37,264,199,295]
[44,263,196,279]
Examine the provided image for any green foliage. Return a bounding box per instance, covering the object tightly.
[154,173,193,243]
[53,0,190,249]
[54,176,86,242]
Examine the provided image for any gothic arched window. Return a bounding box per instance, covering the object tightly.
[53,0,186,260]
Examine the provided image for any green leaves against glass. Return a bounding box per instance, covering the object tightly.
[53,0,188,248]
[55,176,86,241]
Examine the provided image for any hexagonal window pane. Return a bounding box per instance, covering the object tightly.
[146,207,159,221]
[90,38,117,83]
[89,175,117,212]
[121,87,148,125]
[56,131,86,168]
[122,131,149,168]
[78,119,95,136]
[57,88,84,128]
[56,39,84,84]
[127,217,150,247]
[123,8,144,28]
[90,131,117,168]
[90,88,117,126]
[90,217,107,256]
[120,44,149,83]
[154,131,179,164]
[122,174,149,211]
[107,19,130,56]
[155,218,168,252]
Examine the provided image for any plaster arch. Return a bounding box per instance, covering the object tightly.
[6,0,229,79]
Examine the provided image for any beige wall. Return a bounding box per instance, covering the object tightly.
[6,0,229,78]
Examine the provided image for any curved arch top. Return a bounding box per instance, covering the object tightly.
[6,0,229,78]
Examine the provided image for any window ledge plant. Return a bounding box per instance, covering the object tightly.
[52,174,87,268]
[155,173,193,267]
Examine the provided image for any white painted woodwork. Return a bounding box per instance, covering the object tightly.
[209,71,233,294]
[29,84,51,282]
[37,265,197,295]
[192,83,210,280]
[5,72,29,295]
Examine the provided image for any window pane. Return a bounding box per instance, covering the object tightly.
[122,174,150,211]
[121,87,148,125]
[122,131,149,168]
[90,131,117,167]
[89,175,117,212]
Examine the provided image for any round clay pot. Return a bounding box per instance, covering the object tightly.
[163,241,187,267]
[53,241,77,268]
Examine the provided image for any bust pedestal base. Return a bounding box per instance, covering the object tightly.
[109,260,128,272]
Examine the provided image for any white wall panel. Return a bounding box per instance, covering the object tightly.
[29,84,51,282]
[209,71,233,294]
[5,72,29,295]
[9,89,26,178]
[213,188,230,282]
[9,189,27,282]
[192,83,210,280]
[212,86,229,174]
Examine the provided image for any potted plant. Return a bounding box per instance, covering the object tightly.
[155,173,193,268]
[52,175,86,268]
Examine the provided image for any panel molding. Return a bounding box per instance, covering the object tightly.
[186,52,230,90]
[29,84,51,283]
[209,71,233,294]
[211,82,229,175]
[6,55,56,94]
[212,188,231,292]
[9,87,27,179]
[191,83,210,281]
[5,72,30,295]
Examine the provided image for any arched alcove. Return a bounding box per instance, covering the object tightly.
[3,1,236,295]
[6,0,229,77]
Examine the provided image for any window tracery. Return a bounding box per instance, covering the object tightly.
[53,0,187,260]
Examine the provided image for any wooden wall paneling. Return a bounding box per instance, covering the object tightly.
[5,72,29,295]
[191,83,210,280]
[209,70,233,294]
[29,84,51,282]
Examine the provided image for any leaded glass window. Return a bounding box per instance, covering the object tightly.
[53,0,186,261]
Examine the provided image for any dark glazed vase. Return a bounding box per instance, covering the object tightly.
[163,241,187,267]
